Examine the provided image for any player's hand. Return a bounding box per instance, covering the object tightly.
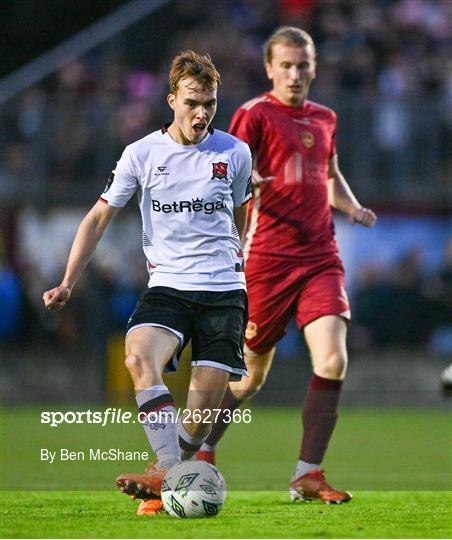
[251,169,274,186]
[43,286,72,311]
[348,207,377,228]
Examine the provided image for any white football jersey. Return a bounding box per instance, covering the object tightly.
[100,126,252,291]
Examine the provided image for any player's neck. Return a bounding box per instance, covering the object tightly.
[270,90,306,108]
[167,122,208,146]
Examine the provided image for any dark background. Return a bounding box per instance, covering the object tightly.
[1,0,451,405]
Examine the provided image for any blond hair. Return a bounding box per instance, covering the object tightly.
[263,26,316,64]
[169,50,221,94]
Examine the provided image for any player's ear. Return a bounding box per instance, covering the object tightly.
[264,62,273,81]
[167,93,176,111]
[310,46,317,79]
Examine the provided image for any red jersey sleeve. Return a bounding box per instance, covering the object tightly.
[228,106,260,152]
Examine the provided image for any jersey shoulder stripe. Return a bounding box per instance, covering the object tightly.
[241,95,271,111]
[305,99,337,119]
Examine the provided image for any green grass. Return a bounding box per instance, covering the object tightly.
[1,491,451,538]
[1,406,451,538]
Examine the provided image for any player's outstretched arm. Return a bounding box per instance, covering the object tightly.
[327,155,377,228]
[43,201,120,311]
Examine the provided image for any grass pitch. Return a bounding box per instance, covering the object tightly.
[2,490,450,538]
[1,406,451,538]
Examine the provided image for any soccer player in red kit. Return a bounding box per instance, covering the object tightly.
[197,27,377,504]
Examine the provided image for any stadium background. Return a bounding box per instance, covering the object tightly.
[1,0,450,405]
[0,5,451,539]
[0,0,451,502]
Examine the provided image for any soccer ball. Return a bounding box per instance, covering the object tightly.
[161,460,226,518]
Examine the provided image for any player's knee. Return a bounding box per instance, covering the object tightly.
[124,353,159,385]
[124,353,142,375]
[316,351,347,380]
[242,367,269,398]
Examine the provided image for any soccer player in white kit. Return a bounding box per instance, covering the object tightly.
[43,51,252,515]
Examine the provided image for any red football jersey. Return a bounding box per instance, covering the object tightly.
[229,92,340,262]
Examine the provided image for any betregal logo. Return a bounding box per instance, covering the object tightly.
[152,198,226,215]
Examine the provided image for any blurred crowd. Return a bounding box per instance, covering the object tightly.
[1,211,451,359]
[1,0,451,360]
[350,245,452,354]
[1,0,451,205]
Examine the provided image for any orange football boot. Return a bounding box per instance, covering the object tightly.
[290,469,352,504]
[195,450,216,465]
[116,462,168,500]
[136,499,164,516]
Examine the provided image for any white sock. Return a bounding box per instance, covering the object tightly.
[177,422,207,461]
[294,459,319,480]
[136,384,180,469]
[199,442,218,452]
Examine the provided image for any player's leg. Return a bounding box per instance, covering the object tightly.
[301,314,348,467]
[290,314,351,503]
[133,364,231,470]
[197,263,298,463]
[187,289,254,462]
[116,288,192,504]
[231,347,276,401]
[178,365,230,460]
[197,348,275,464]
[198,258,299,464]
[291,269,351,503]
[116,326,182,502]
[125,326,182,468]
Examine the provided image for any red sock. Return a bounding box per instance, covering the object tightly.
[204,387,242,447]
[300,374,343,464]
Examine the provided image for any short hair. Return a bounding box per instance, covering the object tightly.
[263,26,316,64]
[169,50,221,94]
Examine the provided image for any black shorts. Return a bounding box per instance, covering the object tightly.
[126,286,248,381]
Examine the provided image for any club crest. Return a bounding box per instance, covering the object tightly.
[211,162,228,180]
[301,131,314,148]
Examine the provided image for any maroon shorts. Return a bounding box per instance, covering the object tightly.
[244,257,351,354]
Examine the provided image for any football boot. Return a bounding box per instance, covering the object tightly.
[290,469,352,504]
[195,450,216,466]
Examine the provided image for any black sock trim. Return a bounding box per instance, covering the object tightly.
[178,435,202,454]
[139,394,175,413]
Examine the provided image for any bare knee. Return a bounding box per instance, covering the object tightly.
[231,366,269,401]
[247,368,269,397]
[124,353,161,388]
[314,351,347,380]
[230,348,274,400]
[125,353,141,376]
